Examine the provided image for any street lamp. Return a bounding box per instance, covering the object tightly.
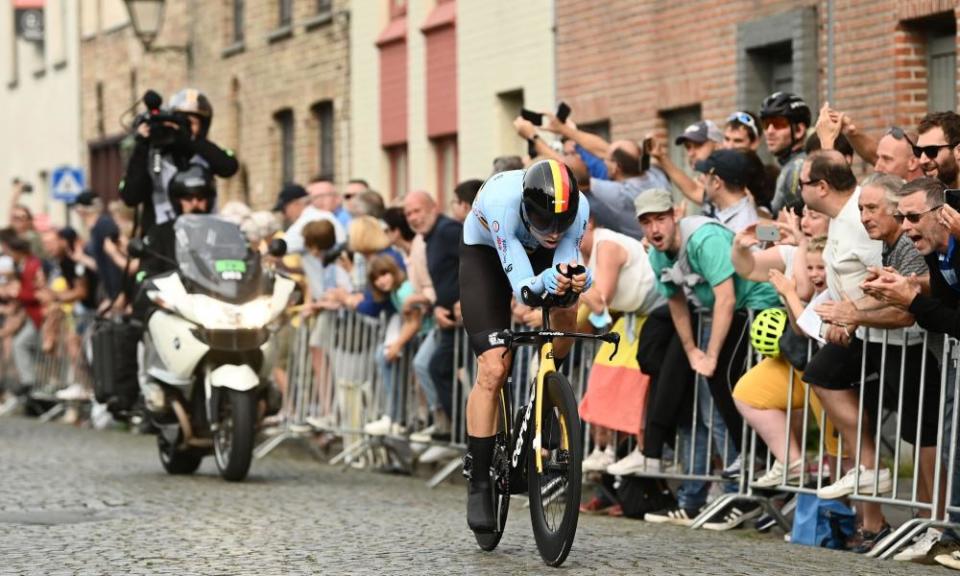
[123,0,165,50]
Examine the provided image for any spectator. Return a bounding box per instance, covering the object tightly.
[451,179,482,223]
[916,111,960,189]
[70,191,122,301]
[383,207,416,256]
[348,190,387,220]
[403,190,461,461]
[0,229,44,403]
[218,200,252,226]
[805,132,855,166]
[492,156,524,174]
[797,155,920,553]
[637,188,780,528]
[723,112,761,152]
[276,183,346,255]
[7,180,43,257]
[337,216,406,317]
[346,178,371,201]
[694,149,759,232]
[875,127,923,181]
[310,177,352,229]
[759,92,811,215]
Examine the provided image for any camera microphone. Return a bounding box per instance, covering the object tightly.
[143,90,163,114]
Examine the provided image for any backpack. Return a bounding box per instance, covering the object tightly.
[616,476,676,519]
[791,494,856,549]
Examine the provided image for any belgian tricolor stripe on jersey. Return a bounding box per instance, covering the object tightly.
[548,159,572,214]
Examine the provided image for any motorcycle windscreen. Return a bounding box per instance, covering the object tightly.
[173,215,263,302]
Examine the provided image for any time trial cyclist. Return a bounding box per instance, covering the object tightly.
[459,158,591,532]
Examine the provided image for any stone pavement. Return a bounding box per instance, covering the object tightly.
[0,417,948,575]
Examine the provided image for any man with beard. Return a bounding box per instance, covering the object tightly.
[915,111,960,188]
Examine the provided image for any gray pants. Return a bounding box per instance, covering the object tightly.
[12,321,39,392]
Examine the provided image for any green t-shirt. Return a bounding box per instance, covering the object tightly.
[648,224,780,311]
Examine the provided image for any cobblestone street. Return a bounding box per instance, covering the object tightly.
[0,417,946,575]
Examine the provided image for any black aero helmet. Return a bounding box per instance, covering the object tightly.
[169,164,215,214]
[759,92,811,127]
[168,88,213,139]
[521,159,579,236]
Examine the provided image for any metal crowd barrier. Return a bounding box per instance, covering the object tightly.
[29,309,95,422]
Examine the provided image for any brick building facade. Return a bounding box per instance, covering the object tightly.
[80,0,350,209]
[555,0,960,173]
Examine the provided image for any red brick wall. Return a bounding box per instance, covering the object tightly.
[556,0,960,153]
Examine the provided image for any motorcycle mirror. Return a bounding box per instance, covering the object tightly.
[267,238,287,258]
[128,238,146,258]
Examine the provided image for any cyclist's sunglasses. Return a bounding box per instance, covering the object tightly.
[726,111,758,137]
[913,141,960,159]
[893,205,941,224]
[761,116,790,131]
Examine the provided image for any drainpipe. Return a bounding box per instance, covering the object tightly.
[826,0,835,104]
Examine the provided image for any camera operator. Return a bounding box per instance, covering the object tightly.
[121,88,238,236]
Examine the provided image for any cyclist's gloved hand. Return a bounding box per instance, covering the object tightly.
[578,267,594,293]
[539,266,564,295]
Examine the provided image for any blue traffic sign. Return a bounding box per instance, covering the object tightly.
[51,166,85,202]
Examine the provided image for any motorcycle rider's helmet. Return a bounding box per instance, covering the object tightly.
[520,158,580,237]
[169,164,216,215]
[759,91,811,128]
[750,308,788,358]
[168,88,213,139]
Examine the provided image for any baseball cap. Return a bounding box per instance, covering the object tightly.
[634,188,674,218]
[675,120,724,145]
[272,183,309,212]
[70,190,98,207]
[694,149,750,188]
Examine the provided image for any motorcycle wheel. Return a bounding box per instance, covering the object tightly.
[213,389,256,482]
[157,434,202,475]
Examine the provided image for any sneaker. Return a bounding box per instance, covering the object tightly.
[924,540,960,565]
[936,549,960,570]
[55,383,90,402]
[306,414,335,430]
[419,445,459,464]
[605,448,661,476]
[753,459,803,488]
[644,505,702,526]
[582,446,615,473]
[580,496,615,515]
[409,424,436,444]
[848,523,892,554]
[364,415,392,436]
[720,454,743,480]
[893,528,942,562]
[702,501,762,531]
[817,465,892,499]
[467,483,496,532]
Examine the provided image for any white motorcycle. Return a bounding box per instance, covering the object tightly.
[134,215,294,481]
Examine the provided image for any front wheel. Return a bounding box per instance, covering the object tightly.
[214,389,256,482]
[528,371,582,567]
[157,433,203,475]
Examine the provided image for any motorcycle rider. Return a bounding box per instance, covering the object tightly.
[121,88,238,236]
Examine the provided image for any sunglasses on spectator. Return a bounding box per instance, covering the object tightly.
[912,142,959,159]
[893,205,941,224]
[886,126,914,145]
[727,111,758,137]
[761,116,790,131]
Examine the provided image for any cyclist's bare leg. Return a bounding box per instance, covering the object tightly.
[466,347,513,437]
[549,303,579,360]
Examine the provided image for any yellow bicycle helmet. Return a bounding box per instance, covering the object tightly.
[750,308,788,358]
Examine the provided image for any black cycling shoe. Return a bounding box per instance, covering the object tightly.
[467,482,496,532]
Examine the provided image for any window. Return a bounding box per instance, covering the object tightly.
[312,101,335,181]
[95,81,105,138]
[736,8,818,117]
[386,145,408,200]
[662,106,701,176]
[275,109,295,184]
[279,0,293,27]
[88,136,124,202]
[578,120,611,143]
[434,137,457,209]
[497,89,525,158]
[316,0,332,15]
[233,0,245,43]
[928,31,957,112]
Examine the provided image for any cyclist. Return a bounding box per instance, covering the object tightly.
[759,91,811,215]
[460,158,591,532]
